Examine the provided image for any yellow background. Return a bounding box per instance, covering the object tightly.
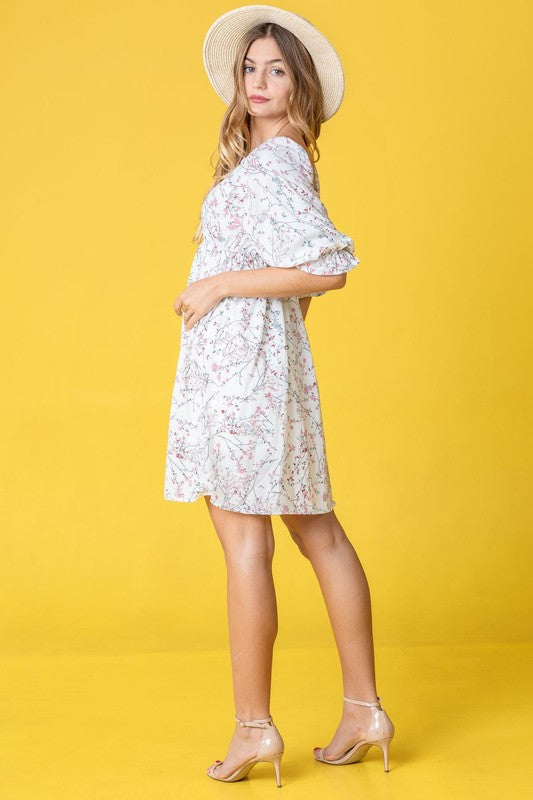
[1,1,532,797]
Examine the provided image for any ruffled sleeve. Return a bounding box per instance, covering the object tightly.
[242,139,360,297]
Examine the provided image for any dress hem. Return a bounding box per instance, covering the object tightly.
[163,492,336,516]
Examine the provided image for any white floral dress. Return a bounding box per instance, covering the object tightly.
[163,136,359,514]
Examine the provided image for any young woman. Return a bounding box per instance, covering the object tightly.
[163,4,395,787]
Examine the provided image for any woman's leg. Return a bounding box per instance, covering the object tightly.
[280,508,379,760]
[204,496,278,777]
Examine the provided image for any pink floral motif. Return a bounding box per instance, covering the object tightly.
[164,136,359,514]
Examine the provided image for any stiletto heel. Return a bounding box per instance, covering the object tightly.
[206,714,284,787]
[266,752,283,787]
[376,736,392,772]
[313,696,395,772]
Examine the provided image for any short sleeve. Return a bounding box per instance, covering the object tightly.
[242,139,360,297]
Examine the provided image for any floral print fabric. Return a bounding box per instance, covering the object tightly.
[163,136,359,514]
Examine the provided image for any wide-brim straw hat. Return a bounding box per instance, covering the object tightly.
[202,4,346,122]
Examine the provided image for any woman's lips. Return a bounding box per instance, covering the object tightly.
[250,96,269,103]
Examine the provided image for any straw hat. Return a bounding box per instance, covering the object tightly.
[202,4,346,122]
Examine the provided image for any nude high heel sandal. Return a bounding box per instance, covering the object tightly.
[206,714,284,787]
[313,696,395,772]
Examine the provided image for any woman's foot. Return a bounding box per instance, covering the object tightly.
[317,701,376,761]
[207,722,266,779]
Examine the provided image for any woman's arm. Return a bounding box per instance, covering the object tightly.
[175,267,346,330]
[217,266,346,299]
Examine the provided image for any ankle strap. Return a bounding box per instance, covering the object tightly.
[344,696,383,708]
[235,714,273,728]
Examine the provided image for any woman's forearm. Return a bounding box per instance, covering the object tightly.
[216,266,345,299]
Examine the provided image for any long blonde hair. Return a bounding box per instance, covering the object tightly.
[193,22,325,244]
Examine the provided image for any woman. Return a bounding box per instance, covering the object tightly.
[163,4,395,786]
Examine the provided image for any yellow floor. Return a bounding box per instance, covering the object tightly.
[0,643,531,799]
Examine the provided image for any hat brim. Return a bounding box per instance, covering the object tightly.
[202,4,345,122]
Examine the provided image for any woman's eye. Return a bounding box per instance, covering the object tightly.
[243,66,285,76]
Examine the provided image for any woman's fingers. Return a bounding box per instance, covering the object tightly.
[184,313,197,330]
[173,297,188,316]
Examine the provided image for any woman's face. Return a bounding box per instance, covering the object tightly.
[243,37,293,119]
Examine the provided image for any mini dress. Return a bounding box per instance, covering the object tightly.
[163,135,359,514]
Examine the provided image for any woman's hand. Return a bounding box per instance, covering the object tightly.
[173,275,225,331]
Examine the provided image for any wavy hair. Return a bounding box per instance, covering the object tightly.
[192,22,325,243]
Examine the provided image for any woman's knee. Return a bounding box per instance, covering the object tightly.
[283,525,310,558]
[280,515,315,558]
[281,511,346,557]
[206,500,275,562]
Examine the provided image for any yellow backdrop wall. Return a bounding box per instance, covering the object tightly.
[1,0,531,655]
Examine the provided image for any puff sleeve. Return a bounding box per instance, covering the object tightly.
[242,139,359,297]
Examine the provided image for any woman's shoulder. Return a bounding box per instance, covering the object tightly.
[241,136,315,186]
